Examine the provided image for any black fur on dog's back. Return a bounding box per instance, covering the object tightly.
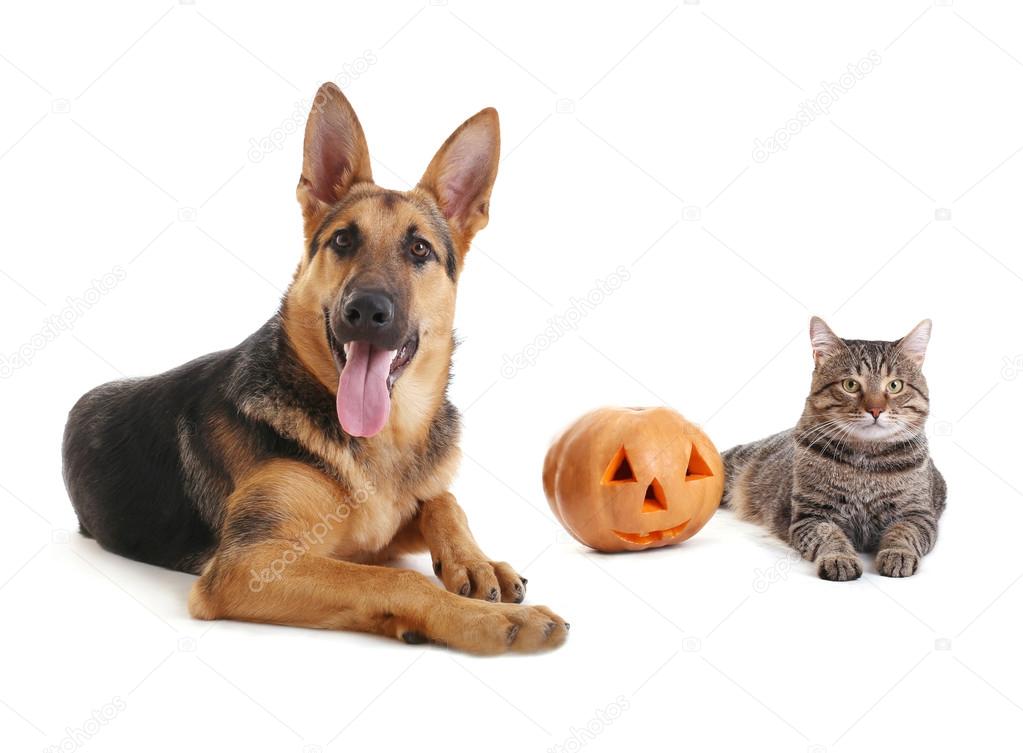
[64,353,228,573]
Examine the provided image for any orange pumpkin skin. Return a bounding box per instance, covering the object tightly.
[543,407,724,553]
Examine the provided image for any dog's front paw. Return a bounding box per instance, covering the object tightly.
[877,548,919,578]
[817,553,863,581]
[433,556,526,603]
[449,602,568,655]
[495,604,569,653]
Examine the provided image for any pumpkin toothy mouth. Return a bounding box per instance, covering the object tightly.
[611,519,691,545]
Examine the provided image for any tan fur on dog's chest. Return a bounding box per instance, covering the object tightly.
[327,481,420,558]
[312,440,460,560]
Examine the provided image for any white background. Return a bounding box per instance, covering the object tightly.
[2,1,1022,751]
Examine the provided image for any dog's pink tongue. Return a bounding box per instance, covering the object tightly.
[337,341,396,437]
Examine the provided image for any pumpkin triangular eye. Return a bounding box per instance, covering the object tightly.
[642,478,668,512]
[602,446,637,485]
[685,444,713,481]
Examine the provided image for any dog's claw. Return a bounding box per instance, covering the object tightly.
[402,630,428,645]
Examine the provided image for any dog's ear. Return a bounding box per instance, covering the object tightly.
[297,83,373,230]
[418,108,500,255]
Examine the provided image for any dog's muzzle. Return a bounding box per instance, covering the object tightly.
[325,288,418,439]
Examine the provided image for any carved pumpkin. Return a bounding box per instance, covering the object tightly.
[543,407,723,552]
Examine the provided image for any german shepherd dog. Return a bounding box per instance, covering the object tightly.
[62,84,568,654]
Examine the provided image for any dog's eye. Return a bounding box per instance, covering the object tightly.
[410,239,432,259]
[332,229,353,251]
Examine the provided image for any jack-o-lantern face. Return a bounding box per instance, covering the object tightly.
[543,407,723,552]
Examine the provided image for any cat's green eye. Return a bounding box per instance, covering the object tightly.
[841,378,861,393]
[888,379,905,394]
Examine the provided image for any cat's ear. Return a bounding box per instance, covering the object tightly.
[898,319,932,367]
[809,316,844,365]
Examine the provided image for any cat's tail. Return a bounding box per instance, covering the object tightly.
[718,430,794,511]
[719,441,758,509]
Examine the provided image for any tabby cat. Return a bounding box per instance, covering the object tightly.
[722,317,946,580]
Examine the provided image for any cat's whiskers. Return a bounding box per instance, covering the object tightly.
[820,418,859,458]
[797,418,851,450]
[796,417,846,439]
[885,415,928,448]
[814,415,861,453]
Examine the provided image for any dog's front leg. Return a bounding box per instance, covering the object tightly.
[187,462,566,653]
[190,547,564,653]
[419,492,526,603]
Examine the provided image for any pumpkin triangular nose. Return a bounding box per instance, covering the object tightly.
[642,478,668,512]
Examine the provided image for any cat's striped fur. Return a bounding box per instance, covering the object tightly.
[722,317,946,580]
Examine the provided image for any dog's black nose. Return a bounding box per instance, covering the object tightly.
[343,290,394,330]
[333,286,407,351]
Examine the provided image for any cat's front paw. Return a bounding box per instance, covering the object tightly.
[877,548,919,578]
[817,553,863,582]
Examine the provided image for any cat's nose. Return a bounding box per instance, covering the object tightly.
[867,407,884,420]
